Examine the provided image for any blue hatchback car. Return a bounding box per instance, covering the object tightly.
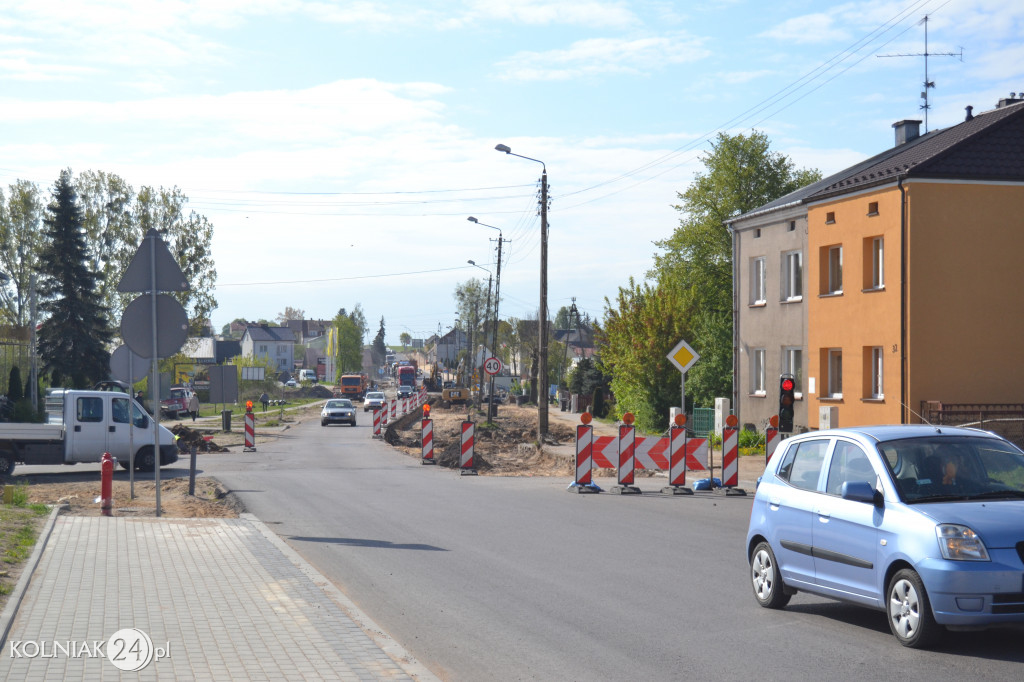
[746,425,1024,648]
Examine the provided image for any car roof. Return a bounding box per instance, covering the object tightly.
[790,424,1005,444]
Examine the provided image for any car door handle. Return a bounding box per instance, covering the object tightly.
[109,425,116,433]
[74,425,81,432]
[816,509,831,521]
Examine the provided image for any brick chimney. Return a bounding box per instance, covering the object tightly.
[892,119,922,146]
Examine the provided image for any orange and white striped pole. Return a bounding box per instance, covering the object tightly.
[765,415,780,466]
[372,407,382,437]
[611,412,640,495]
[421,405,435,465]
[244,402,257,452]
[571,412,598,493]
[722,414,745,496]
[662,413,693,495]
[460,420,477,475]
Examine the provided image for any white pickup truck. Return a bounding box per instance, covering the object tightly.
[0,389,179,478]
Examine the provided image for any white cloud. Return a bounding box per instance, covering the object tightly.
[497,34,709,81]
[759,13,848,45]
[462,0,640,28]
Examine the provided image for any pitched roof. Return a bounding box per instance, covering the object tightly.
[243,325,294,343]
[733,99,1024,220]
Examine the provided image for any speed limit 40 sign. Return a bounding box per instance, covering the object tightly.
[484,357,503,375]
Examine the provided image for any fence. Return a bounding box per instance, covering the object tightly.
[689,407,715,438]
[920,401,1024,449]
[0,325,33,395]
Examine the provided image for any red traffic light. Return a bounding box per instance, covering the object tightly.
[781,378,794,392]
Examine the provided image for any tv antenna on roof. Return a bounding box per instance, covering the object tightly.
[878,15,963,132]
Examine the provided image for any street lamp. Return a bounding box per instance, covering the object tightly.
[468,217,507,420]
[467,259,493,407]
[495,143,549,441]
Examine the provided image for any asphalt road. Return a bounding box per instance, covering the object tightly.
[27,418,1024,680]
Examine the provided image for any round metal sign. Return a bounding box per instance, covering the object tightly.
[109,344,149,382]
[120,293,189,359]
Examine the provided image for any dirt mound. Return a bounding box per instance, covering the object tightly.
[388,401,575,476]
[25,477,242,518]
[170,424,231,452]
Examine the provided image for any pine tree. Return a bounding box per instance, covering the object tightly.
[35,169,114,388]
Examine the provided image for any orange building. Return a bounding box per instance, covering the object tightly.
[731,97,1024,431]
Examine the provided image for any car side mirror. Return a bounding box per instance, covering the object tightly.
[841,481,883,507]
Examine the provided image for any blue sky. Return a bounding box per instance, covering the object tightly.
[2,0,1021,344]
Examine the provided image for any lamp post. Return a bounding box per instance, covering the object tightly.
[467,259,493,408]
[468,217,507,420]
[495,143,549,441]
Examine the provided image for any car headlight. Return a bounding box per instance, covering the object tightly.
[936,524,990,561]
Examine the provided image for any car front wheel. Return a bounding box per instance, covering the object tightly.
[751,541,790,609]
[888,569,942,648]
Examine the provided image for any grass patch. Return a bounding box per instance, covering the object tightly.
[0,487,50,600]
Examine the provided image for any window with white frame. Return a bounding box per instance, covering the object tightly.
[828,246,843,294]
[751,349,766,394]
[781,251,802,301]
[750,257,766,305]
[870,347,883,398]
[782,347,803,395]
[828,349,843,398]
[872,237,884,289]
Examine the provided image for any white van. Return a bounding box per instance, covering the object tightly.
[298,369,317,383]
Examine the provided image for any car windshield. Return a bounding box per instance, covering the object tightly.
[877,435,1024,502]
[326,400,352,409]
[366,393,384,400]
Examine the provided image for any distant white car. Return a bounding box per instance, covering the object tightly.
[363,392,386,412]
[321,399,356,426]
[285,378,297,388]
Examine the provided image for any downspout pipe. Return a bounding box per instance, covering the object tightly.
[898,176,908,424]
[728,222,739,425]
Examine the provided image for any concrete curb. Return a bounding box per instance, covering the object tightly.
[0,503,65,648]
[241,513,440,682]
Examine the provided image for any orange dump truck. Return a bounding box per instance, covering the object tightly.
[339,373,368,400]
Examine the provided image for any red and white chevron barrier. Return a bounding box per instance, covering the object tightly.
[460,421,477,475]
[421,417,435,464]
[391,399,397,421]
[373,407,382,437]
[591,435,708,472]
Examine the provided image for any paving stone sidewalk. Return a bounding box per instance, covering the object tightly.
[0,513,436,681]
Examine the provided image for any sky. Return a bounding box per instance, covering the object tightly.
[1,0,1022,345]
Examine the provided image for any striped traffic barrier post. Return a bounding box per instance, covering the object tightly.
[722,414,746,496]
[421,407,435,465]
[391,398,397,422]
[662,413,693,495]
[372,407,382,437]
[460,420,477,475]
[765,415,780,466]
[571,413,599,493]
[381,400,389,426]
[243,408,257,452]
[611,412,640,495]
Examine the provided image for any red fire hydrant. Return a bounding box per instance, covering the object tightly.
[100,452,114,516]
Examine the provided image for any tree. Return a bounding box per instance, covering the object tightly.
[600,277,693,432]
[35,169,114,388]
[0,180,44,326]
[399,332,411,349]
[276,306,306,324]
[333,312,363,378]
[76,170,136,323]
[371,317,387,366]
[348,304,368,344]
[652,131,821,409]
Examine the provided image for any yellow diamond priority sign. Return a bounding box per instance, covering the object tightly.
[667,338,699,374]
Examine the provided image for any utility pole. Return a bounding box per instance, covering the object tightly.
[878,14,962,132]
[538,168,549,441]
[489,234,506,420]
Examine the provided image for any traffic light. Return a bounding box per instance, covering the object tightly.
[779,374,796,432]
